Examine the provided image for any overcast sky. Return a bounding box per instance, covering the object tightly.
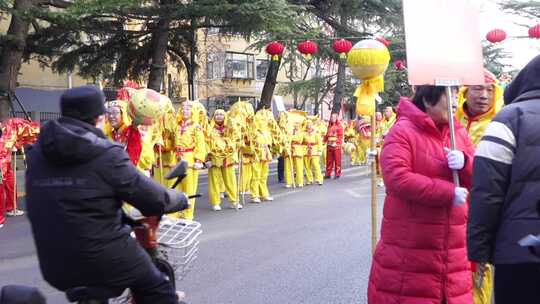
[475,0,539,70]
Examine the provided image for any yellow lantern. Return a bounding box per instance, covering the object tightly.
[128,88,167,126]
[343,142,356,156]
[347,39,390,116]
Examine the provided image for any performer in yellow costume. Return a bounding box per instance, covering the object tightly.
[314,117,327,169]
[251,111,274,203]
[280,110,306,188]
[344,120,359,165]
[277,112,292,188]
[206,109,241,211]
[352,116,371,166]
[104,100,154,174]
[381,106,397,137]
[289,122,306,187]
[153,100,177,187]
[303,118,323,185]
[103,100,130,145]
[228,101,255,203]
[173,101,206,220]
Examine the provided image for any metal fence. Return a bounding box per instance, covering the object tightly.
[13,111,60,123]
[39,112,60,122]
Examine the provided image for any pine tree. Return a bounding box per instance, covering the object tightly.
[24,0,303,93]
[483,44,511,77]
[0,0,72,119]
[500,0,540,19]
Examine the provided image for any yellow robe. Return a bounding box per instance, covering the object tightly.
[206,121,238,207]
[303,131,323,184]
[172,120,206,220]
[251,125,272,199]
[285,130,306,187]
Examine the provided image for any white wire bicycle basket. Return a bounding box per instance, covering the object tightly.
[157,219,202,281]
[111,219,202,304]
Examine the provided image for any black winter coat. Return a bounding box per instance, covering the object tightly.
[26,117,186,290]
[468,54,540,264]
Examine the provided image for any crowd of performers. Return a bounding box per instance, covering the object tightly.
[0,82,398,227]
[343,106,396,186]
[97,83,397,221]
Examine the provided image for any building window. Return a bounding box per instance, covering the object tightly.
[207,27,220,35]
[256,59,269,80]
[225,52,254,80]
[207,53,225,80]
[226,96,257,109]
[207,54,216,80]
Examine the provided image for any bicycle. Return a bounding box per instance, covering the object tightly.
[65,160,202,304]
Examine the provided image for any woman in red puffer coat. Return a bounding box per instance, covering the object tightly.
[368,86,475,304]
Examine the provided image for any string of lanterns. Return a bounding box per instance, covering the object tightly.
[486,24,540,43]
[264,37,405,72]
[265,37,388,61]
[266,37,400,117]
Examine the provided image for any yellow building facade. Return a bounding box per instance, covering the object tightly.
[170,29,308,113]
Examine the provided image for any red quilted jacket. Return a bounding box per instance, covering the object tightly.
[368,98,475,304]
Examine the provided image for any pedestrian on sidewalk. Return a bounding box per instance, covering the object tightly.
[468,55,540,304]
[324,113,343,179]
[368,86,475,304]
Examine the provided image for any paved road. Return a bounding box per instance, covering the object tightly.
[0,163,384,304]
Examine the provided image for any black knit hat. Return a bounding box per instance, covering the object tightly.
[60,85,106,122]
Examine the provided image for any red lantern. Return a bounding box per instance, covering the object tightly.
[266,41,285,61]
[486,29,507,43]
[297,40,318,60]
[376,37,390,47]
[394,60,406,71]
[332,39,353,59]
[529,24,540,39]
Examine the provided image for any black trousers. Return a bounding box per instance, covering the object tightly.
[277,156,284,182]
[495,263,540,304]
[131,265,178,304]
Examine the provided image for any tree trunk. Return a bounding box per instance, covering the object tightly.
[312,58,321,115]
[258,58,281,111]
[331,6,348,114]
[331,60,345,113]
[147,0,172,91]
[0,0,33,119]
[188,18,198,100]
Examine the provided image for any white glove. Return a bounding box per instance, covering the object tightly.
[367,149,377,157]
[445,148,465,170]
[453,187,469,206]
[193,162,204,170]
[205,161,212,168]
[366,149,377,165]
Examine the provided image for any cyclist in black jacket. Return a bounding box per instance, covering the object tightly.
[26,86,189,303]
